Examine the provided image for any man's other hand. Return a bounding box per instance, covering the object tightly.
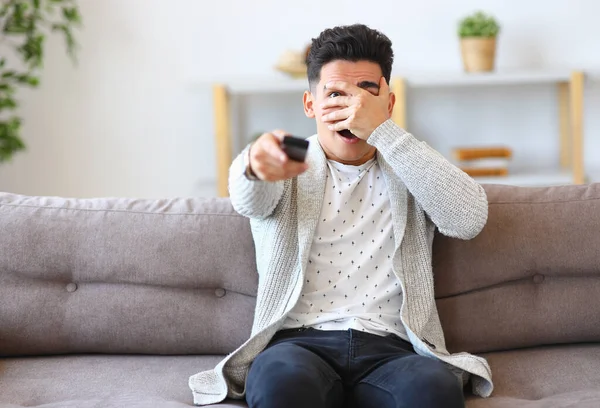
[249,130,309,182]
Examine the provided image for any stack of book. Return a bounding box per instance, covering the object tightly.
[452,146,513,177]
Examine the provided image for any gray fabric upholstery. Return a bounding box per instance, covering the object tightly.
[465,344,600,408]
[465,391,600,408]
[2,349,598,408]
[0,355,246,408]
[434,183,600,353]
[1,184,600,407]
[0,193,257,356]
[480,344,600,400]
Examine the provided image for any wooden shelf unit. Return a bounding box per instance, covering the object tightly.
[213,70,586,197]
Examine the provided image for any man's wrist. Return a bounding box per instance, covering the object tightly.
[244,143,260,181]
[367,119,402,145]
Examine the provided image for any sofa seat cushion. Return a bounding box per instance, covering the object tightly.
[2,345,599,407]
[465,343,600,407]
[0,355,246,408]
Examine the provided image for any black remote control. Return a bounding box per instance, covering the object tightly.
[281,136,309,162]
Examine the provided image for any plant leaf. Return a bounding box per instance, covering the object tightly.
[0,0,82,162]
[62,6,81,24]
[0,117,26,163]
[52,22,76,58]
[0,97,18,110]
[15,73,40,86]
[458,11,500,38]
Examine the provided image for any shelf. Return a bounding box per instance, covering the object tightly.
[211,70,586,196]
[473,170,576,187]
[403,70,573,88]
[214,77,309,95]
[205,70,577,96]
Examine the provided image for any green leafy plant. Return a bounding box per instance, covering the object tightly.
[458,11,500,38]
[0,0,81,163]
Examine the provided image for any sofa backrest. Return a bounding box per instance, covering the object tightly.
[0,194,257,356]
[434,183,600,354]
[2,183,599,358]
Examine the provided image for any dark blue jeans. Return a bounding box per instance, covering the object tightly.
[246,328,464,408]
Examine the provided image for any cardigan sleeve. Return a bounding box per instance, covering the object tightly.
[228,144,285,220]
[367,119,488,240]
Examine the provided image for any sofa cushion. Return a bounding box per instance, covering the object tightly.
[433,183,600,354]
[1,345,598,407]
[0,354,246,408]
[465,343,600,408]
[0,193,257,356]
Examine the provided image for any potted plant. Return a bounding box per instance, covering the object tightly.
[0,0,81,164]
[458,11,500,73]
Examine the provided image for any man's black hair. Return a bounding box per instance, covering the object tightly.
[306,24,394,90]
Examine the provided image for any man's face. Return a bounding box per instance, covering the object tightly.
[303,60,388,165]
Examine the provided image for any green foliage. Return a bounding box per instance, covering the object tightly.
[0,0,81,163]
[458,11,500,38]
[0,116,24,162]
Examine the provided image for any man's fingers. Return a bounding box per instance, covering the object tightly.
[249,129,308,181]
[320,95,353,109]
[251,149,285,181]
[252,152,285,179]
[324,81,361,96]
[378,76,390,99]
[258,150,286,169]
[262,133,288,162]
[327,119,351,132]
[321,107,352,123]
[271,129,289,141]
[283,161,309,177]
[256,159,308,181]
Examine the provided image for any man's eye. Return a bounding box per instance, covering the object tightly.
[329,92,341,98]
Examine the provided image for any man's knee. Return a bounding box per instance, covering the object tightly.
[246,342,341,407]
[360,356,464,408]
[248,343,320,385]
[410,359,464,407]
[247,343,302,391]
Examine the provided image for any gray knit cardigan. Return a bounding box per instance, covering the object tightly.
[188,119,494,405]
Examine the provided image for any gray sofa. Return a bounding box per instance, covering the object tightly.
[1,183,599,408]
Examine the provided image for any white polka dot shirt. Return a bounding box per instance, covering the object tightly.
[282,157,409,341]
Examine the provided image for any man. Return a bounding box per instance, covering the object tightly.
[189,24,493,407]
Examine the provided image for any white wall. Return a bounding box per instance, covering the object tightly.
[0,0,598,198]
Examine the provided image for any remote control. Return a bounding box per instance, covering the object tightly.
[281,136,309,162]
